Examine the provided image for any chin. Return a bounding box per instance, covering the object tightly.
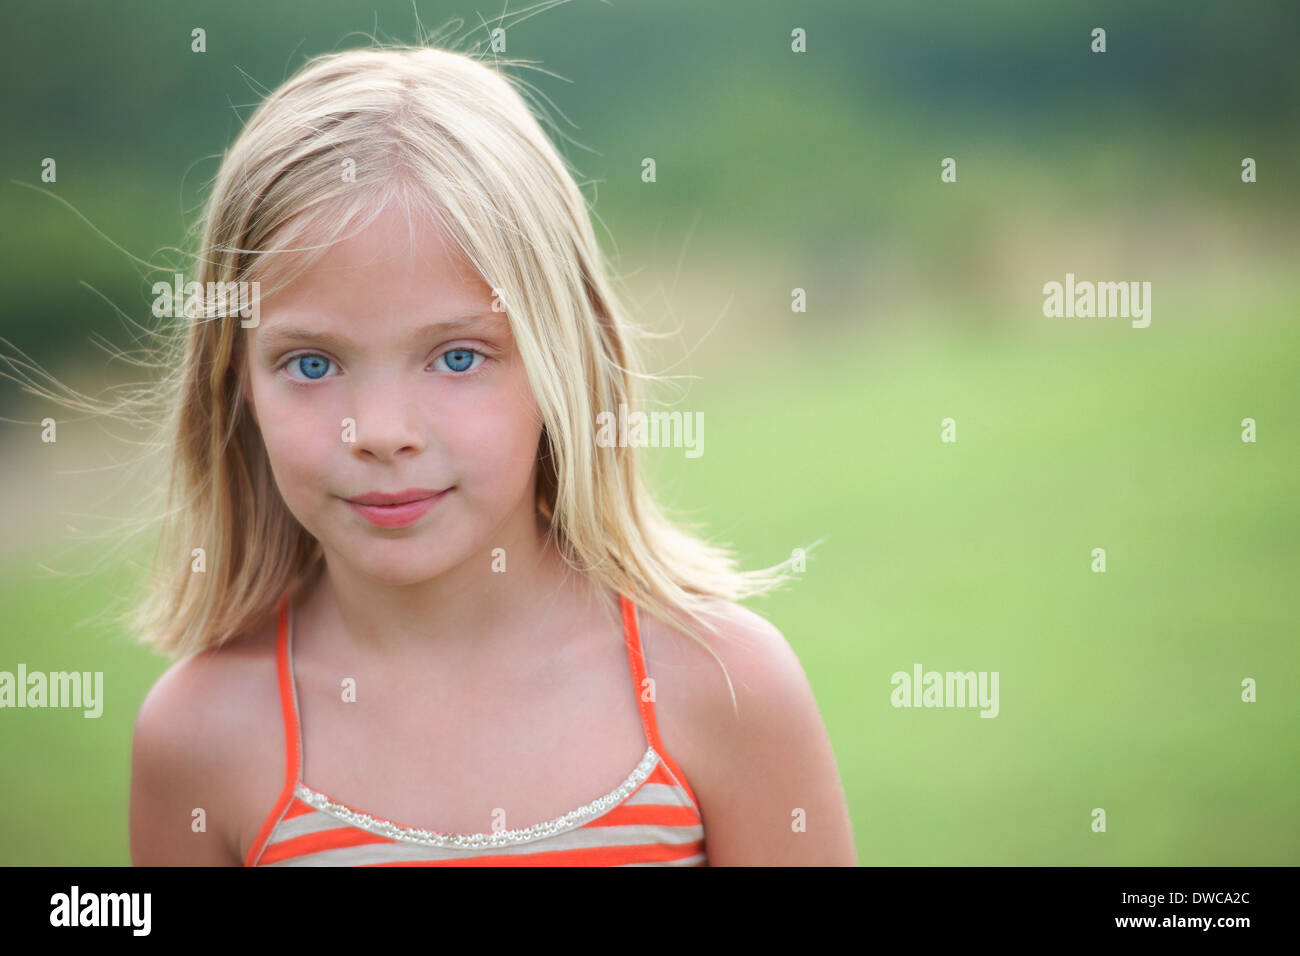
[353,546,461,585]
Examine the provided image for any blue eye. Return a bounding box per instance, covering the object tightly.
[435,348,485,373]
[280,347,486,383]
[287,354,336,380]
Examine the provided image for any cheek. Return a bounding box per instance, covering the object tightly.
[451,377,542,481]
[253,386,332,501]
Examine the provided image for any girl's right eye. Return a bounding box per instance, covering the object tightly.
[281,353,337,382]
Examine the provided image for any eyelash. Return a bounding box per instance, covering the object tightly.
[276,346,491,384]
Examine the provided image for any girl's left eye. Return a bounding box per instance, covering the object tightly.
[280,348,488,382]
[283,353,337,381]
[431,348,487,374]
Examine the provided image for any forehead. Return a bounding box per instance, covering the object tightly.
[253,203,498,325]
[254,311,509,352]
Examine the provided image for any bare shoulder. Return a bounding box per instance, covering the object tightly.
[637,598,811,731]
[638,597,858,866]
[129,614,283,866]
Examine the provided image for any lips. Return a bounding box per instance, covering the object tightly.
[342,488,452,528]
[346,488,449,506]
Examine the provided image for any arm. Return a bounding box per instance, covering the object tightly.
[686,604,858,866]
[129,655,243,866]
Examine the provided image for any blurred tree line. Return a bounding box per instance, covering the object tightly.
[1,0,1295,372]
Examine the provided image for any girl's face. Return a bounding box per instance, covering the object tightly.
[241,204,544,584]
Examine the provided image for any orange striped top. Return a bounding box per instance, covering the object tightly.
[243,590,708,866]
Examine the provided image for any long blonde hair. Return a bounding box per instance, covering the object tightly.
[11,41,817,715]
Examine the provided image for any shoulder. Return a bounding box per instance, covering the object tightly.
[130,615,283,866]
[638,597,858,866]
[638,598,809,730]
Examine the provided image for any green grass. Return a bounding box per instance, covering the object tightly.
[0,561,157,865]
[646,281,1300,865]
[1,275,1296,865]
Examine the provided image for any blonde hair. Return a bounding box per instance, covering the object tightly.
[8,40,817,715]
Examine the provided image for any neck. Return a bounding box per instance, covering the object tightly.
[304,510,599,665]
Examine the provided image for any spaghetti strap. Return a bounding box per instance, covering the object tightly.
[242,591,304,866]
[249,590,708,865]
[274,591,303,787]
[618,593,703,816]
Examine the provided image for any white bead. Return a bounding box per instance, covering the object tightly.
[295,747,660,848]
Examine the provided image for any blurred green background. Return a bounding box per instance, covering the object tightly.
[1,0,1296,865]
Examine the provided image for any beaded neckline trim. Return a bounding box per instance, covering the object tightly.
[292,746,661,849]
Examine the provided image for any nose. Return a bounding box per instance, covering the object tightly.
[348,377,425,461]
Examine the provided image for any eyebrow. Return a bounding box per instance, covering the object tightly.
[256,312,505,352]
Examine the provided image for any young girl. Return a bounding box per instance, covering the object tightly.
[126,43,856,866]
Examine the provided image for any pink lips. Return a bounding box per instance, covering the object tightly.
[343,489,451,528]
